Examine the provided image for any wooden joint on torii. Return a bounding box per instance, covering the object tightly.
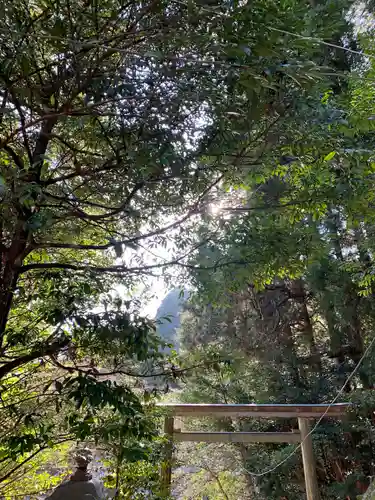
[157,403,350,500]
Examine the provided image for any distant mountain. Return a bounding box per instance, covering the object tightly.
[155,288,188,352]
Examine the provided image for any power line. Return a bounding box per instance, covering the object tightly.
[174,0,375,63]
[0,17,373,67]
[0,23,374,94]
[229,334,375,478]
[266,26,375,62]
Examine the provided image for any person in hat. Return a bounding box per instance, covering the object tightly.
[46,448,107,500]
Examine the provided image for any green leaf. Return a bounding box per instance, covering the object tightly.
[324,151,336,161]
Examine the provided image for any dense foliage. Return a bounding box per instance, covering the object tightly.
[0,0,232,490]
[2,0,375,498]
[174,5,375,500]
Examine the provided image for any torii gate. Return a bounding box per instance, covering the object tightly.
[158,403,350,500]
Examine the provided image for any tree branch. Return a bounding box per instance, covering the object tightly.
[34,209,198,250]
[41,162,120,185]
[2,145,24,170]
[41,132,105,158]
[49,357,223,380]
[0,437,72,485]
[67,180,146,221]
[0,336,70,380]
[32,116,58,179]
[19,257,254,275]
[7,88,33,165]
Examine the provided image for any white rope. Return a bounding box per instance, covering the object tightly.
[232,335,375,477]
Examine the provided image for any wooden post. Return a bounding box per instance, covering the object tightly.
[298,417,320,500]
[161,416,174,497]
[155,404,349,500]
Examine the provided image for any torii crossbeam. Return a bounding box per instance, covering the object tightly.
[157,403,350,500]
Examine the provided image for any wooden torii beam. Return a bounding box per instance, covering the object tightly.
[157,403,350,500]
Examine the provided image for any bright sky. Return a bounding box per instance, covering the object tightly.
[114,239,174,319]
[140,277,169,317]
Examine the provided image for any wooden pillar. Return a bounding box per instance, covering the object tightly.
[298,417,320,500]
[161,416,174,497]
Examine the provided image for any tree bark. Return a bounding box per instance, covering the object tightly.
[290,279,322,374]
[0,114,55,347]
[0,222,30,346]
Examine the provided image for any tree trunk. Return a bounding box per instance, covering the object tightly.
[0,117,55,348]
[237,443,263,499]
[0,222,30,347]
[325,210,370,387]
[290,279,322,374]
[343,287,371,388]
